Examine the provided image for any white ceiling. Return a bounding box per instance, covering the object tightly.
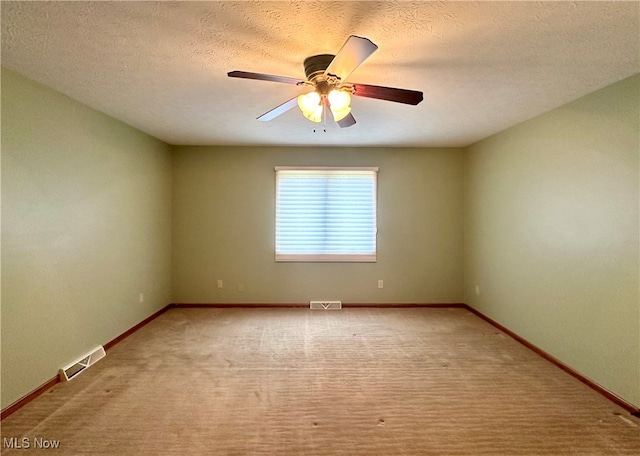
[1,1,638,148]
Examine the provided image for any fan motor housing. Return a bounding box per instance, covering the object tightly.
[303,54,335,81]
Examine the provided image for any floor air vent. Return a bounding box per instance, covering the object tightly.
[310,301,342,310]
[60,346,106,381]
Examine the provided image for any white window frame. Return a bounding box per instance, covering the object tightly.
[275,166,378,262]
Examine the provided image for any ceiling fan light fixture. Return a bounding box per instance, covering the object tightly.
[297,91,323,122]
[306,105,323,123]
[330,106,352,122]
[328,89,351,111]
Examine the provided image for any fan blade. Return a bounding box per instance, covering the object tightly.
[350,83,423,105]
[324,36,378,82]
[336,112,356,128]
[227,71,305,85]
[257,96,299,121]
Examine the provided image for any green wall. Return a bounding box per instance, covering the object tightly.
[171,146,465,304]
[1,68,173,409]
[464,74,640,406]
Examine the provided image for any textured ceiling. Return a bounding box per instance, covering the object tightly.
[1,1,638,147]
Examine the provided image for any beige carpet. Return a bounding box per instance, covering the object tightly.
[1,307,639,455]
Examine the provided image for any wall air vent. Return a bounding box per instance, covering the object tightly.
[59,346,106,381]
[310,300,342,310]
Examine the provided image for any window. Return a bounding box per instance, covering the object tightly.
[275,167,378,262]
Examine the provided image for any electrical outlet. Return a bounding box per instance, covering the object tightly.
[378,280,384,289]
[475,285,480,295]
[217,280,223,289]
[238,283,245,292]
[139,293,144,303]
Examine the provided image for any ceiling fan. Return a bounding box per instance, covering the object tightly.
[227,35,423,128]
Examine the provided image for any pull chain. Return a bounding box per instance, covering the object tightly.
[313,98,328,133]
[322,96,327,132]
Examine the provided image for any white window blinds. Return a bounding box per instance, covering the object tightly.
[275,167,378,262]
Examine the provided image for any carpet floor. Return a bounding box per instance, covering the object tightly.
[1,307,639,455]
